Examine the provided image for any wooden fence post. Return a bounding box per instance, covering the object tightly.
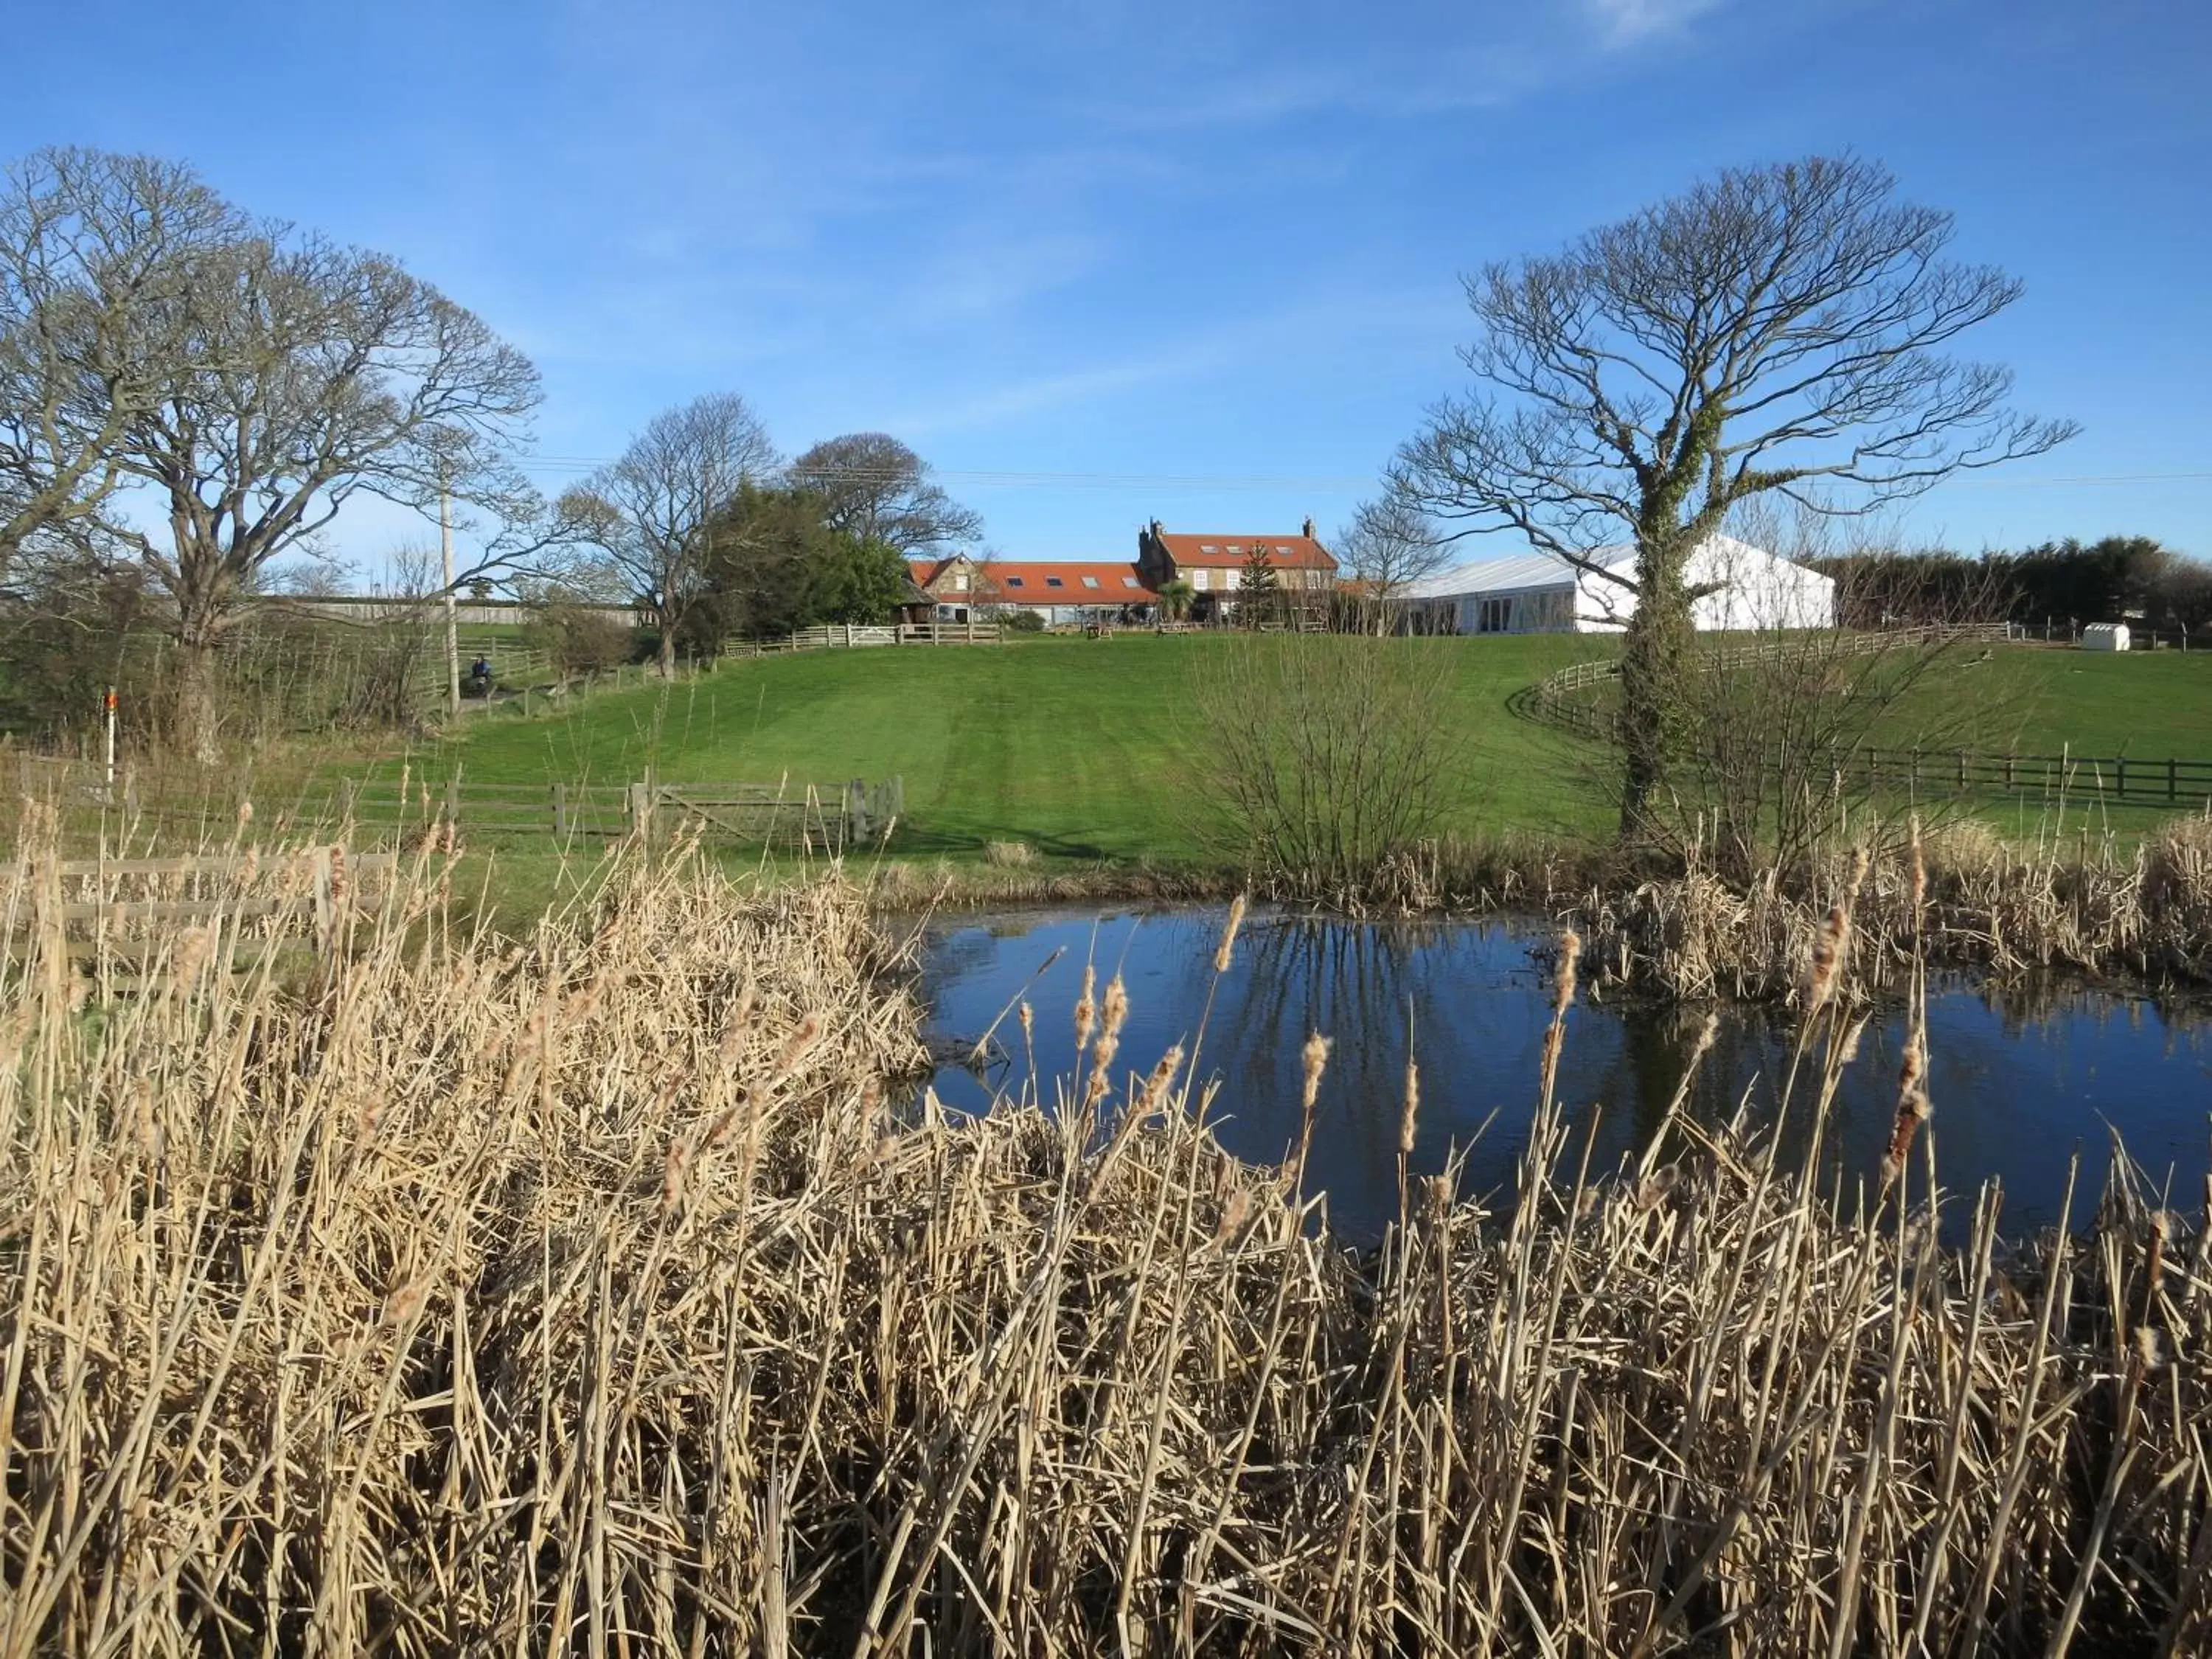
[846,779,868,846]
[552,782,568,836]
[2170,758,2179,804]
[311,847,334,956]
[629,781,653,845]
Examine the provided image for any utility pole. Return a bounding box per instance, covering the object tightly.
[441,476,461,717]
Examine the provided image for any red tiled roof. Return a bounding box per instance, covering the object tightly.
[982,560,1157,603]
[1152,531,1337,571]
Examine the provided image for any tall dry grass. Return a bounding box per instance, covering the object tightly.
[1,835,2208,1654]
[1571,812,2212,1003]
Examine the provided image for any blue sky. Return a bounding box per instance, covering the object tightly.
[7,0,2208,572]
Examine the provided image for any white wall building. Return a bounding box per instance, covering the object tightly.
[1397,535,1836,635]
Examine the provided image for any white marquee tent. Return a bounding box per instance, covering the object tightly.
[1397,535,1836,635]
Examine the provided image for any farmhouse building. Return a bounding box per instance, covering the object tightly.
[1397,535,1835,635]
[906,554,990,622]
[1135,519,1338,617]
[907,555,1157,625]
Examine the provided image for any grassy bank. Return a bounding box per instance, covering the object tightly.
[395,633,2212,860]
[416,633,1624,859]
[4,841,2206,1652]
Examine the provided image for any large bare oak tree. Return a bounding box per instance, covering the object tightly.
[105,226,540,754]
[560,392,778,676]
[0,148,244,574]
[1391,156,2073,838]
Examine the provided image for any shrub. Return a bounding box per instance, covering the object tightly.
[525,594,639,676]
[1189,633,1468,899]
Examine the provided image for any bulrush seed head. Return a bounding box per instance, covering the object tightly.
[1096,974,1128,1074]
[1805,903,1849,1015]
[1138,1044,1184,1116]
[1301,1031,1332,1115]
[1554,929,1582,1018]
[1214,894,1248,974]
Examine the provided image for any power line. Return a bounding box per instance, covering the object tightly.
[512,454,2212,493]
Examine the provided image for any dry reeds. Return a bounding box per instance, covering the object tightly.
[1578,813,2212,1004]
[1,838,2207,1654]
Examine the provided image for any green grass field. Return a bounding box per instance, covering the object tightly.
[379,635,2212,868]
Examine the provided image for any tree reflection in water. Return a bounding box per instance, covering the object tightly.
[918,907,2212,1243]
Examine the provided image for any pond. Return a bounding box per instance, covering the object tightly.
[909,905,2212,1242]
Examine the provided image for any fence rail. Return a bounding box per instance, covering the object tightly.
[7,848,404,967]
[1514,623,2212,807]
[3,760,908,852]
[726,621,1003,655]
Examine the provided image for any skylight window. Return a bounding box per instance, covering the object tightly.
[1199,544,1217,554]
[1004,576,1026,588]
[1121,576,1139,588]
[1046,575,1065,588]
[1081,575,1099,588]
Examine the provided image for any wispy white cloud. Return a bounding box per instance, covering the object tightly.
[1587,0,1729,47]
[886,349,1217,439]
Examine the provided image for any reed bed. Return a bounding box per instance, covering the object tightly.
[1,838,2208,1655]
[1572,813,2212,1002]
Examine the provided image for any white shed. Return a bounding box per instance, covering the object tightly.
[2081,622,2130,652]
[1397,535,1836,636]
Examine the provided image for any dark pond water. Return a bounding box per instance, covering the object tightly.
[911,906,2212,1242]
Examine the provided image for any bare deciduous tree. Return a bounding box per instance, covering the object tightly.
[1391,156,2073,841]
[1634,502,2023,880]
[0,147,245,571]
[787,432,981,559]
[562,393,777,677]
[100,226,540,757]
[1334,497,1451,630]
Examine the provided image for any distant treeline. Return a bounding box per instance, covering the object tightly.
[1813,535,2212,633]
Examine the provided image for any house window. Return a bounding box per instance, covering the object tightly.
[1081,575,1099,588]
[1191,569,1209,591]
[1476,597,1512,633]
[1046,575,1065,588]
[1005,576,1026,588]
[952,573,967,591]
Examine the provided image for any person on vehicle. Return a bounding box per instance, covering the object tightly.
[468,655,493,695]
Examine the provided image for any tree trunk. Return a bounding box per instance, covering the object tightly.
[658,620,677,679]
[170,625,223,767]
[1617,534,1694,842]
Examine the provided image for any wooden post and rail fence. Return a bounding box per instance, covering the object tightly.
[2,756,908,854]
[4,846,403,971]
[1514,624,2212,810]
